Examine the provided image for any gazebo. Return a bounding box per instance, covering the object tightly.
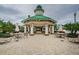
[23,5,56,35]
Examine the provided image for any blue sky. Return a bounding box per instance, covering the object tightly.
[0,4,79,25]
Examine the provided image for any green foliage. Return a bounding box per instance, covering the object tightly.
[19,26,24,32]
[5,21,14,33]
[54,24,59,31]
[0,20,14,33]
[64,23,79,30]
[0,32,10,38]
[0,20,4,32]
[64,22,79,38]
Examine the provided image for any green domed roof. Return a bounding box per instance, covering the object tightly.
[24,15,56,23]
[27,15,51,21]
[23,15,56,23]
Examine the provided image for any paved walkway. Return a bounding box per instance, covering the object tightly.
[0,34,79,55]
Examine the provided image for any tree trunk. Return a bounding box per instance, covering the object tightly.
[71,30,74,34]
[74,30,77,35]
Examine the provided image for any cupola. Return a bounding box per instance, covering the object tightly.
[34,5,44,15]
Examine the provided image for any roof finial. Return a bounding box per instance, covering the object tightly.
[34,5,44,15]
[37,5,42,9]
[28,15,30,18]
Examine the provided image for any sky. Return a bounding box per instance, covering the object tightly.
[0,4,79,25]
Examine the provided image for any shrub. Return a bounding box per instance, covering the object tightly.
[67,33,78,38]
[0,32,11,38]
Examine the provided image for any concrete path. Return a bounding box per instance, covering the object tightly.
[0,34,79,55]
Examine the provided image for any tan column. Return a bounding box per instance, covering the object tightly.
[52,25,54,33]
[24,26,26,33]
[30,24,34,35]
[45,25,48,35]
[27,26,29,33]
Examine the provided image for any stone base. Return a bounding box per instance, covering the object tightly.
[30,34,34,36]
[51,33,54,34]
[68,38,79,43]
[45,34,49,36]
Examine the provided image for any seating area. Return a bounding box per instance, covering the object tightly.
[56,31,66,38]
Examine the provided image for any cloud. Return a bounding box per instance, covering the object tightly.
[42,4,79,19]
[0,5,20,15]
[57,11,79,24]
[0,4,79,25]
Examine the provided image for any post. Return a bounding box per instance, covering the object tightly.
[30,24,34,35]
[45,25,48,35]
[28,26,29,33]
[52,25,54,33]
[24,26,26,33]
[74,12,76,23]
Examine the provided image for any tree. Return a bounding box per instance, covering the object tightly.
[5,21,14,33]
[64,22,79,37]
[0,20,4,32]
[54,24,59,32]
[0,20,14,33]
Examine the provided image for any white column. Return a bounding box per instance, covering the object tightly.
[28,26,29,33]
[30,24,34,34]
[24,26,26,33]
[27,26,29,33]
[52,25,54,33]
[45,25,48,35]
